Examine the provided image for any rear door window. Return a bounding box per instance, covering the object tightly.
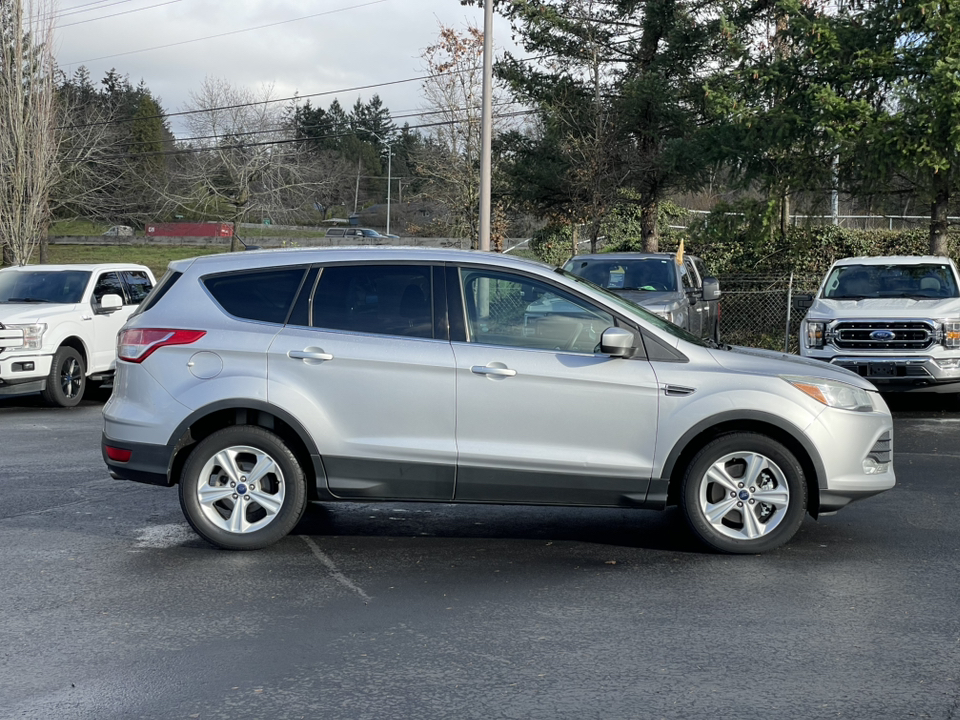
[121,270,154,305]
[203,267,308,324]
[312,264,434,338]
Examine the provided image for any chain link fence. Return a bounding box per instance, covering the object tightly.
[718,275,822,353]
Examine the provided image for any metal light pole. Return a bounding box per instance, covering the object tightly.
[479,0,493,251]
[385,143,392,236]
[372,132,392,236]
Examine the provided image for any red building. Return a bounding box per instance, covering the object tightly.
[145,222,234,237]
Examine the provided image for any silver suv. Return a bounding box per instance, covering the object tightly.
[102,248,895,554]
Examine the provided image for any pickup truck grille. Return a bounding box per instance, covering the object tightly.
[833,321,936,350]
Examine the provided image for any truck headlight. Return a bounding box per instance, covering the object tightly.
[805,321,825,349]
[6,323,46,350]
[940,320,960,348]
[782,375,874,412]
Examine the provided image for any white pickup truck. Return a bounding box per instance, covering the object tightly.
[798,255,960,393]
[0,263,155,406]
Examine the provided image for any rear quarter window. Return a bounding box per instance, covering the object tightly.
[203,267,308,324]
[134,270,181,315]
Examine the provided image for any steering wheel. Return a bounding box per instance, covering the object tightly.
[562,322,586,352]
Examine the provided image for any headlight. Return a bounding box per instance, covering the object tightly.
[782,375,874,412]
[6,323,46,350]
[940,319,960,348]
[805,321,825,349]
[643,306,674,323]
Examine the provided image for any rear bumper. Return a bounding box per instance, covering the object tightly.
[102,433,174,486]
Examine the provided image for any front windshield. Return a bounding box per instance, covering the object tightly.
[564,257,678,292]
[0,270,91,304]
[559,268,707,346]
[822,263,960,299]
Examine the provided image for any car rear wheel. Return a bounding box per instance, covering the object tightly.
[179,426,307,550]
[680,433,807,554]
[41,346,86,407]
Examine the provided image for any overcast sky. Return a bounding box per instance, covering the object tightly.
[53,0,517,136]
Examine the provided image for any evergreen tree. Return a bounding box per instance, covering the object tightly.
[484,0,751,251]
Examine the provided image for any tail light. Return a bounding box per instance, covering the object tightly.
[118,328,206,363]
[105,445,132,462]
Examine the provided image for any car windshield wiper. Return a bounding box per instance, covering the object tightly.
[3,297,53,303]
[704,337,733,351]
[828,294,869,300]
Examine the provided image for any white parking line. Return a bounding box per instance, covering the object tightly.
[301,536,371,602]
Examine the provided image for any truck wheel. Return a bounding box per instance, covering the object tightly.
[41,346,86,407]
[680,433,807,554]
[179,426,307,550]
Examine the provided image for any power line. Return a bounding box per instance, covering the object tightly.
[57,0,157,19]
[62,0,389,65]
[58,44,546,132]
[58,69,466,130]
[58,0,184,28]
[89,109,535,161]
[75,99,528,152]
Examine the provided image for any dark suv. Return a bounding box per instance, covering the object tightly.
[565,252,721,341]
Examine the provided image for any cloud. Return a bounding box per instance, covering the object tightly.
[55,0,514,135]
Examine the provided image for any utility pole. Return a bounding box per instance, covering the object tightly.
[353,156,361,215]
[371,132,393,236]
[479,0,493,251]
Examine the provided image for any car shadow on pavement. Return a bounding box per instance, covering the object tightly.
[0,383,112,409]
[292,502,708,554]
[883,392,960,414]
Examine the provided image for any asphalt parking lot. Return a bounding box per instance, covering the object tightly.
[1,391,959,720]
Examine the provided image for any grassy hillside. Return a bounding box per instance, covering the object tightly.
[3,245,228,278]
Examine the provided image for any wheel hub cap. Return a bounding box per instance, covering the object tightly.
[196,445,285,535]
[698,451,790,541]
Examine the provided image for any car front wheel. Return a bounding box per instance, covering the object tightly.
[680,433,807,554]
[179,426,307,550]
[41,346,86,407]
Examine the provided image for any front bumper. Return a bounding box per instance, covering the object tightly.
[0,352,53,394]
[803,352,960,392]
[803,396,896,513]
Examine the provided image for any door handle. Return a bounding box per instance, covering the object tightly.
[289,350,334,361]
[471,365,517,377]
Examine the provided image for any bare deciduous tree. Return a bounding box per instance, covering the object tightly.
[416,25,514,248]
[163,77,345,251]
[0,0,59,265]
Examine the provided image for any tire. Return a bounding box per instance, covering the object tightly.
[179,426,308,550]
[680,433,807,554]
[41,346,86,407]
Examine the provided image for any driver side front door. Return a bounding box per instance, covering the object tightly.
[450,266,661,506]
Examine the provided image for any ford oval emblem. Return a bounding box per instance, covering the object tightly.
[870,330,896,341]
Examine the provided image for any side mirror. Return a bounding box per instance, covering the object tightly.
[98,293,123,313]
[702,277,721,302]
[793,293,814,311]
[600,327,635,358]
